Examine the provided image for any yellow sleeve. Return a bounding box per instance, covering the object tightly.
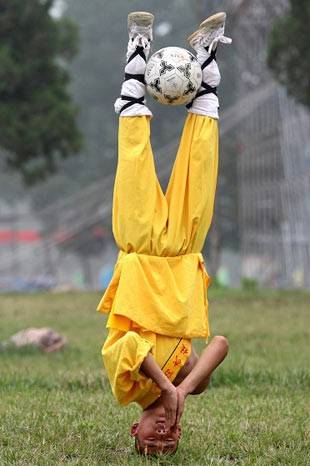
[102,330,154,406]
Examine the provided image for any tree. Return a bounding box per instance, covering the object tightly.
[267,0,310,107]
[0,0,82,184]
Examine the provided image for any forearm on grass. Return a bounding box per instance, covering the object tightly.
[178,335,229,396]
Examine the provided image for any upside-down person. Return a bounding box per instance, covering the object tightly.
[97,11,231,455]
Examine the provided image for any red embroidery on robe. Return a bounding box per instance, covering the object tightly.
[180,344,189,355]
[173,356,182,367]
[164,368,173,378]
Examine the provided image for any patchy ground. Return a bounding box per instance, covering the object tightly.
[0,290,309,465]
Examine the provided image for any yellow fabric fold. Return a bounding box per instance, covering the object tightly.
[102,330,154,406]
[97,251,211,339]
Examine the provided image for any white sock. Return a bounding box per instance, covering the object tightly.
[188,46,221,119]
[115,36,152,117]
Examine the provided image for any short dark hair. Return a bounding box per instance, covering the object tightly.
[134,437,179,456]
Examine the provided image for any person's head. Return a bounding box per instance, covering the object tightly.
[131,403,181,456]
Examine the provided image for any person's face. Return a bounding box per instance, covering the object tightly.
[131,406,181,455]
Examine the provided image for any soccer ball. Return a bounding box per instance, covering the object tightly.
[145,47,202,106]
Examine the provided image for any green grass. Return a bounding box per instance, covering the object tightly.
[0,290,309,465]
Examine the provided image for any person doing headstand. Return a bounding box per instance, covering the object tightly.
[97,11,232,455]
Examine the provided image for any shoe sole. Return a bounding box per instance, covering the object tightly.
[187,11,226,47]
[199,12,226,29]
[128,11,154,29]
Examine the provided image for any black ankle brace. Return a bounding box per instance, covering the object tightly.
[119,95,145,114]
[127,45,147,64]
[201,48,217,69]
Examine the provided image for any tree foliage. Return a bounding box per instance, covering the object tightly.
[267,0,310,107]
[0,0,82,184]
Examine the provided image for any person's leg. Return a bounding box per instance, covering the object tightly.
[113,12,167,253]
[165,13,231,254]
[165,114,218,253]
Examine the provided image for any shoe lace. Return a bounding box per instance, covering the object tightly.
[129,33,150,50]
[130,24,153,41]
[208,35,232,53]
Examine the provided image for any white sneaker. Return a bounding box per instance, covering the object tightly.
[187,12,232,54]
[127,11,154,60]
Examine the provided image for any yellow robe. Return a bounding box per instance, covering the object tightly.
[98,114,218,407]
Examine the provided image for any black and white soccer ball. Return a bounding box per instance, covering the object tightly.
[145,47,202,106]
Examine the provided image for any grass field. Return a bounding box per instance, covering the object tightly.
[0,290,309,465]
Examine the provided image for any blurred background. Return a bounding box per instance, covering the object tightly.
[0,0,309,292]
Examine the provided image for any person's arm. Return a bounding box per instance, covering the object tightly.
[141,353,178,429]
[175,336,229,424]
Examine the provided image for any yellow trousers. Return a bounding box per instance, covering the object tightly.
[99,113,219,407]
[98,113,219,339]
[114,114,218,255]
